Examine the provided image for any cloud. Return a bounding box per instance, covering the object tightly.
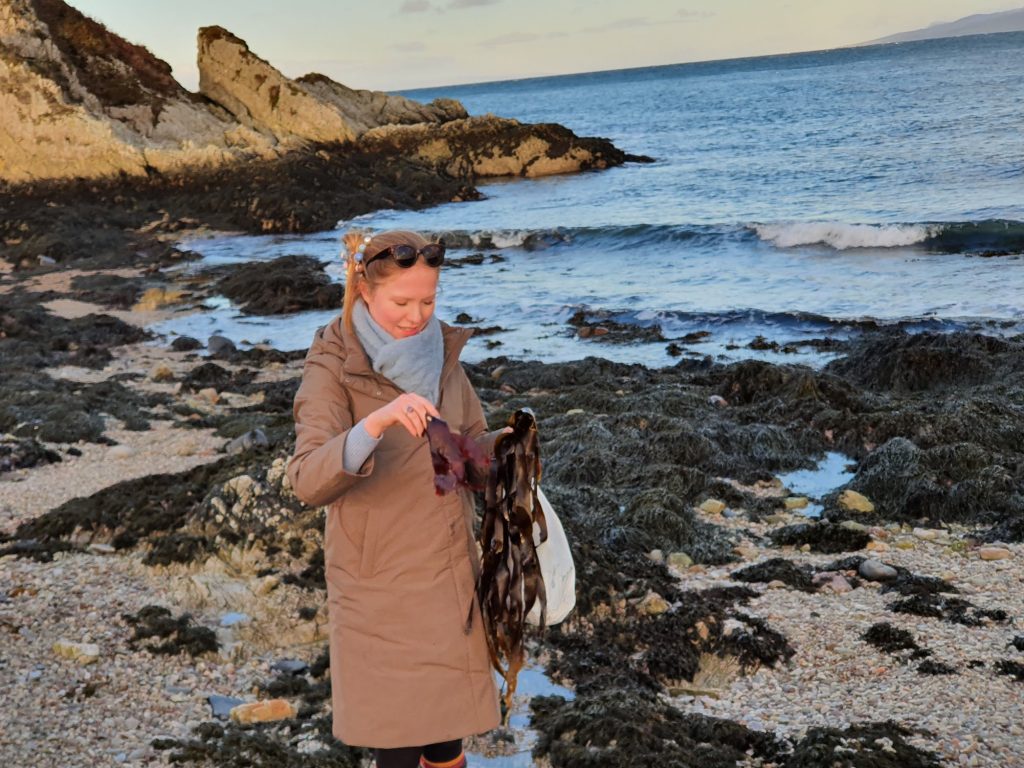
[675,8,715,21]
[583,16,655,33]
[479,30,566,47]
[448,0,500,8]
[399,0,432,12]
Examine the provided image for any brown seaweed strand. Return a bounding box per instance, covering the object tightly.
[475,408,548,725]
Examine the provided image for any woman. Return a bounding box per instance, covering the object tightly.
[287,230,502,768]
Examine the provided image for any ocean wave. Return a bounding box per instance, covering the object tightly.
[753,222,932,249]
[428,224,746,251]
[426,220,1024,254]
[923,220,1024,254]
[752,219,1024,252]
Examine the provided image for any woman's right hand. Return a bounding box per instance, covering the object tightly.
[364,393,441,439]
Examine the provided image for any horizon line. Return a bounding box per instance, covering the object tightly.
[393,28,1020,94]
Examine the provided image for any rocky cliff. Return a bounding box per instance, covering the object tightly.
[1,0,638,185]
[0,0,276,182]
[197,26,466,145]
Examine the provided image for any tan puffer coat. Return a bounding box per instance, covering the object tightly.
[287,313,501,748]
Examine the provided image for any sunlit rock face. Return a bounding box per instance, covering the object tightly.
[0,0,277,182]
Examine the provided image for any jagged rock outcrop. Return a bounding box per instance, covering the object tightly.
[359,115,632,178]
[196,26,466,145]
[1,0,637,185]
[0,0,276,182]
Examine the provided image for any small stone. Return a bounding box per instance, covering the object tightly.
[565,408,585,416]
[733,544,759,560]
[764,513,790,525]
[707,395,728,407]
[824,574,853,594]
[767,580,788,590]
[978,547,1012,561]
[913,527,942,542]
[858,559,898,582]
[150,363,174,382]
[840,520,868,533]
[208,335,237,359]
[646,549,664,563]
[639,592,670,615]
[230,699,297,724]
[667,552,693,569]
[894,539,916,550]
[133,287,184,312]
[270,659,310,676]
[171,336,203,352]
[694,621,710,641]
[87,543,116,555]
[175,438,198,457]
[256,575,280,596]
[699,499,726,515]
[109,445,134,460]
[866,541,890,553]
[52,639,100,664]
[197,387,220,404]
[838,489,874,513]
[208,694,246,719]
[225,429,269,455]
[784,496,809,510]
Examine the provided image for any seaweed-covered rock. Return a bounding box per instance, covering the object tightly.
[995,660,1024,681]
[862,622,919,654]
[732,558,816,592]
[825,436,1024,528]
[68,273,143,309]
[216,255,343,315]
[826,330,1020,393]
[531,691,782,768]
[784,721,941,767]
[770,522,870,553]
[0,437,62,473]
[889,593,1009,626]
[121,605,219,657]
[917,659,957,675]
[180,363,256,393]
[568,308,666,344]
[2,450,314,573]
[0,372,163,443]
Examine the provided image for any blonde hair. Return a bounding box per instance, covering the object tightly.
[341,229,432,333]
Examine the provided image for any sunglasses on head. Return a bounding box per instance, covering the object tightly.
[364,241,446,269]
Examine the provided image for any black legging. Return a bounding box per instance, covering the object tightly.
[374,738,463,768]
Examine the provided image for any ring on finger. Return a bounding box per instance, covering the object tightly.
[405,405,415,414]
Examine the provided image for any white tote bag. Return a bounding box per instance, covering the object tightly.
[526,487,576,626]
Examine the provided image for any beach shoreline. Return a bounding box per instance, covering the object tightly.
[3,223,1024,765]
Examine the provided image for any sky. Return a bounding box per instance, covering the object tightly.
[69,0,1020,92]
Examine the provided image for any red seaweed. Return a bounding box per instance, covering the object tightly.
[425,417,490,494]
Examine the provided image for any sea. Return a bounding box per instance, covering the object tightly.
[156,31,1024,368]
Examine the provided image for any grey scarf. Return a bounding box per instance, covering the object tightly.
[352,298,444,405]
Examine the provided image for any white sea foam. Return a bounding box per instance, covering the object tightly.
[753,222,933,250]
